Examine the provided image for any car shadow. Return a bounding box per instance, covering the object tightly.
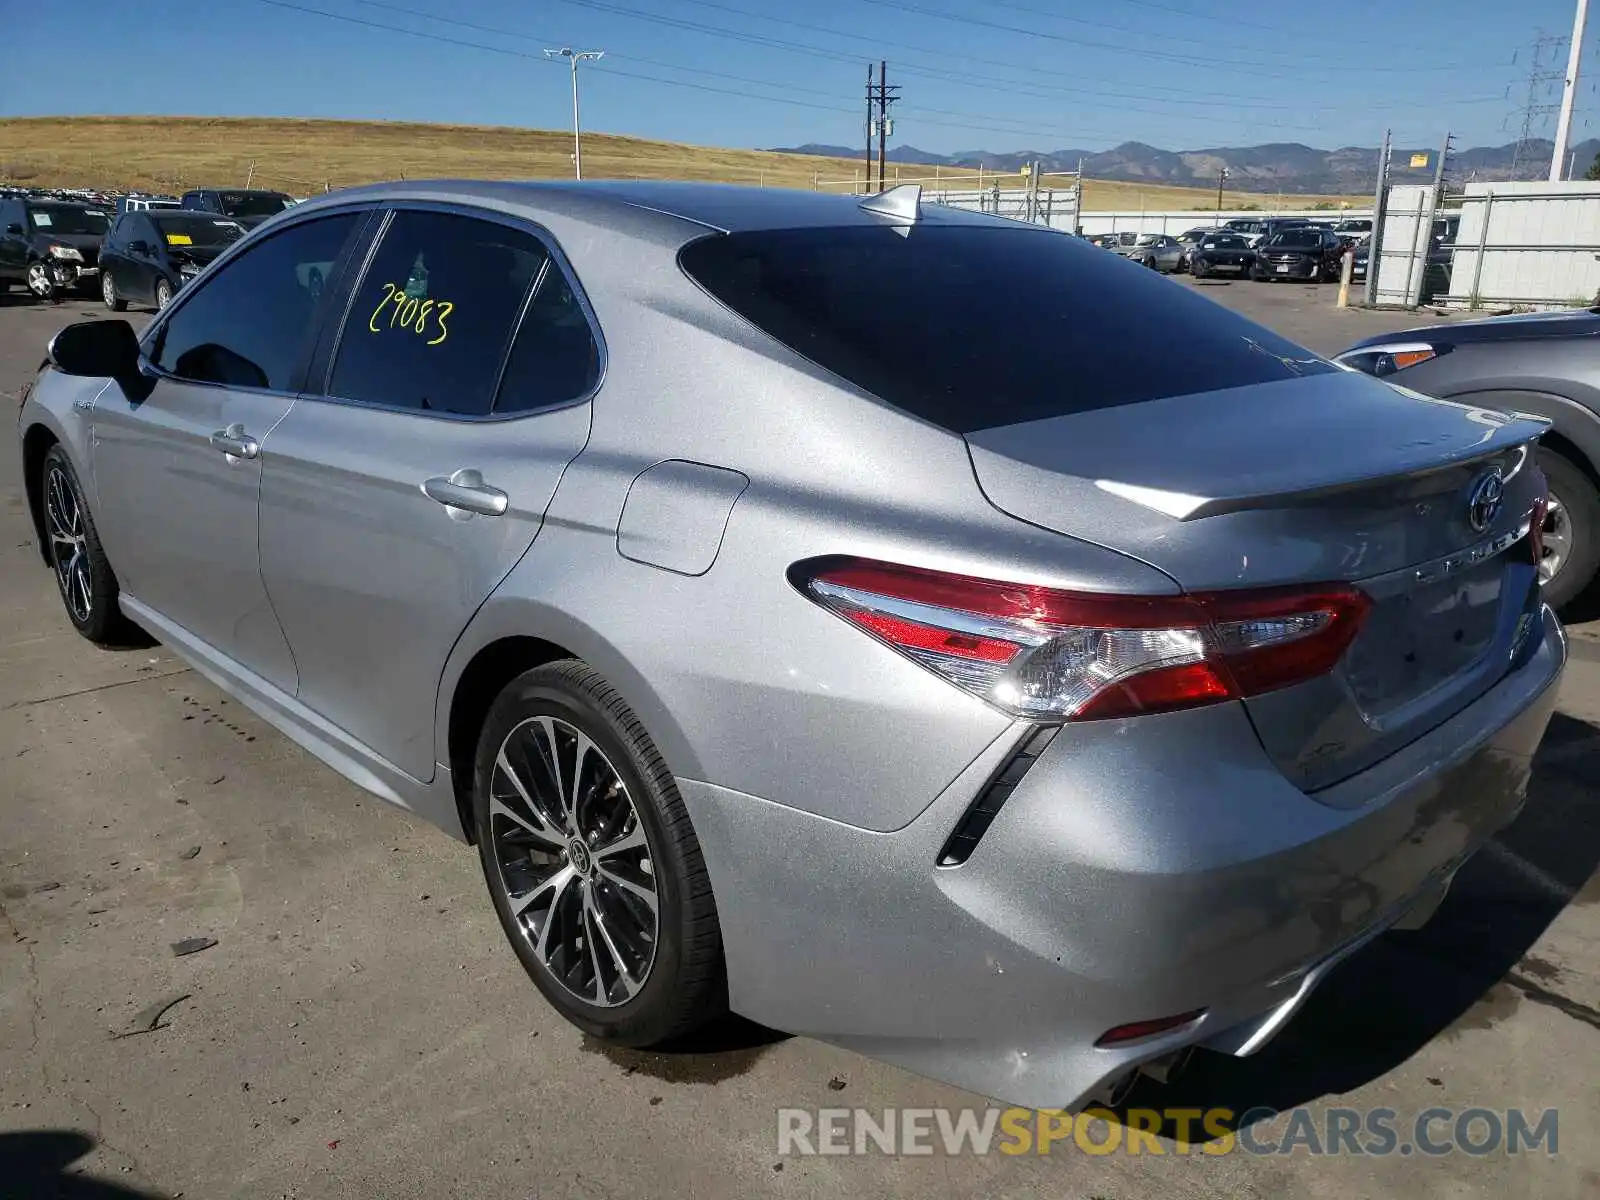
[1114,709,1600,1136]
[0,1130,166,1199]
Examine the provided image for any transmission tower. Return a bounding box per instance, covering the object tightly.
[1508,32,1569,177]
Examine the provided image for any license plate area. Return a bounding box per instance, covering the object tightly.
[1342,558,1508,716]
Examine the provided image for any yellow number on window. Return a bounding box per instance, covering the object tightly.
[368,282,396,333]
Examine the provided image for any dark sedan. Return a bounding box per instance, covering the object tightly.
[1337,308,1600,610]
[1252,226,1346,282]
[99,210,247,311]
[1187,232,1255,279]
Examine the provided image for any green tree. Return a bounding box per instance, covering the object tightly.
[1585,153,1600,181]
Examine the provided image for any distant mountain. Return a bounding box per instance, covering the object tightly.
[766,138,1600,194]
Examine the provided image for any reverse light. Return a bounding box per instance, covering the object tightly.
[47,244,84,261]
[796,557,1371,722]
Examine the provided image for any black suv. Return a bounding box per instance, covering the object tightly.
[0,197,112,302]
[99,210,247,311]
[179,188,296,228]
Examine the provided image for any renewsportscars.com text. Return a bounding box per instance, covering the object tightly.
[776,1106,1560,1157]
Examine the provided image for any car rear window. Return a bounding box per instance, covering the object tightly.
[678,225,1335,433]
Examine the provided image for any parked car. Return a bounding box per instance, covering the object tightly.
[0,196,111,301]
[115,195,181,216]
[1337,307,1600,609]
[180,188,296,228]
[1252,226,1347,281]
[99,210,247,311]
[1351,239,1369,282]
[1187,231,1256,278]
[1333,217,1373,243]
[19,181,1565,1112]
[1117,232,1183,272]
[1175,227,1219,272]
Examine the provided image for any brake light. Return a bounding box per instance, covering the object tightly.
[796,557,1371,721]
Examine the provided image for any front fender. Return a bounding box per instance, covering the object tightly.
[1446,387,1600,476]
[17,369,104,566]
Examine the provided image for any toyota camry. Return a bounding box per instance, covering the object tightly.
[18,180,1566,1110]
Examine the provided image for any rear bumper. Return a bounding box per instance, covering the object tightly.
[680,605,1566,1110]
[1256,258,1320,279]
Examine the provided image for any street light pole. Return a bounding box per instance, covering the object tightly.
[1216,167,1229,213]
[545,47,605,181]
[1550,0,1590,182]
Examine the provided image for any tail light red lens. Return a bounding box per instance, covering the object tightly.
[1529,495,1549,568]
[796,557,1371,722]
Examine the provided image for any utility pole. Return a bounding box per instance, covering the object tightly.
[864,64,875,193]
[1215,166,1229,212]
[545,47,605,181]
[1551,0,1591,181]
[874,61,900,194]
[1433,132,1456,195]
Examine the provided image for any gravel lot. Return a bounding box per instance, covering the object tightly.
[2,285,1598,1199]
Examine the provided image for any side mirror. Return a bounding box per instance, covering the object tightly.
[5,223,22,235]
[47,319,141,381]
[128,239,151,255]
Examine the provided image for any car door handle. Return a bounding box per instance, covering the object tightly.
[422,469,508,517]
[210,424,259,460]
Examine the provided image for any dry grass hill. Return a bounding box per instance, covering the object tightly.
[0,116,1364,211]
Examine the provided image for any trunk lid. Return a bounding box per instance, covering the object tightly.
[965,371,1550,793]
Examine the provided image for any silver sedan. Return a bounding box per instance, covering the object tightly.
[18,180,1566,1110]
[1117,232,1184,272]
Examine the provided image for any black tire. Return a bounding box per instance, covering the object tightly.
[101,269,127,312]
[39,445,139,646]
[473,660,725,1046]
[154,277,173,311]
[1191,262,1208,279]
[1536,447,1600,612]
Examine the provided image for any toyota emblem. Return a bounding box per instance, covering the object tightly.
[1466,468,1505,533]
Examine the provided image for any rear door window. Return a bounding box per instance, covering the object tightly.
[328,209,549,417]
[679,225,1335,434]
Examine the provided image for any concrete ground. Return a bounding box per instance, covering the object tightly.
[2,286,1599,1200]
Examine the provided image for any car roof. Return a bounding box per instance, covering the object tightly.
[283,178,1021,237]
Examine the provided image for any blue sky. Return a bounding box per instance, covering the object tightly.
[9,0,1597,153]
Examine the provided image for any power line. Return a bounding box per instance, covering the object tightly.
[354,0,1498,121]
[852,0,1485,74]
[256,0,1505,157]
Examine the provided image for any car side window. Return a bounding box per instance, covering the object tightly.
[493,260,602,414]
[328,209,549,417]
[153,212,361,392]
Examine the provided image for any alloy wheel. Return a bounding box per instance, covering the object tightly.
[487,716,659,1008]
[155,279,172,309]
[44,465,92,623]
[1540,490,1571,585]
[27,263,52,298]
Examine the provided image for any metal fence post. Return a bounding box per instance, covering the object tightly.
[1364,130,1391,307]
[1468,191,1494,308]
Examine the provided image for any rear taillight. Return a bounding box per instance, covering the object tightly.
[796,557,1370,722]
